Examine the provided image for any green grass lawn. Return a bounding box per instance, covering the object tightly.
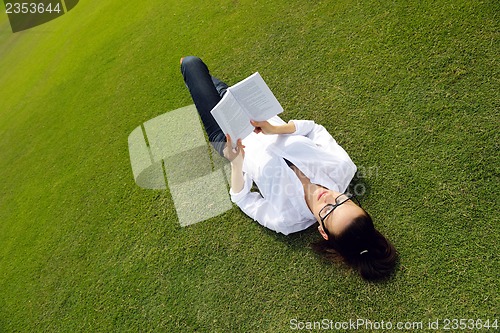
[0,0,498,331]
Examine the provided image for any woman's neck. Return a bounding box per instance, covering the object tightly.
[289,164,324,210]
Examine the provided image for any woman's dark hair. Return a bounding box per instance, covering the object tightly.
[311,212,397,281]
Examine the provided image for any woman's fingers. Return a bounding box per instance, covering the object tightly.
[251,120,274,134]
[251,120,262,134]
[223,135,245,161]
[223,134,234,159]
[236,139,245,159]
[237,138,245,151]
[227,135,245,150]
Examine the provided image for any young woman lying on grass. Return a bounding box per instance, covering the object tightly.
[180,56,397,281]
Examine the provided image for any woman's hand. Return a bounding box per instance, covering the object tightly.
[223,134,245,193]
[251,120,277,134]
[251,120,296,135]
[223,134,245,164]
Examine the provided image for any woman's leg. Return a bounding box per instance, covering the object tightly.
[180,56,227,156]
[211,76,229,97]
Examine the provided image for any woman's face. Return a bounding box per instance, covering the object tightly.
[310,188,366,238]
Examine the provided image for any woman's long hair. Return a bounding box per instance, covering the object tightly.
[311,212,397,281]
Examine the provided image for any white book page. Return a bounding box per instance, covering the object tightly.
[229,72,283,121]
[210,91,254,147]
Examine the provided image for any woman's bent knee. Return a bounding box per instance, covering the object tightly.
[180,56,203,71]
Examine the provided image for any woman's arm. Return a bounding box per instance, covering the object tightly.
[230,159,244,193]
[223,134,245,193]
[250,120,296,135]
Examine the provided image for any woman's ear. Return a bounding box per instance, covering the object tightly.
[318,225,329,240]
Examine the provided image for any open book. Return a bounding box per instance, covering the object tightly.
[210,72,283,147]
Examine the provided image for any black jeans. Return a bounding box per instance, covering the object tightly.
[180,56,229,156]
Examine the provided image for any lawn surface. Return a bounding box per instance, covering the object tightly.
[0,0,498,332]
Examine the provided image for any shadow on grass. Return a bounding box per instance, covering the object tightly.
[348,170,373,202]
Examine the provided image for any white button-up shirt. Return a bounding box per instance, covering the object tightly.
[230,117,357,235]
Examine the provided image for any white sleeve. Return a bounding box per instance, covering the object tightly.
[290,120,339,148]
[289,119,357,192]
[229,174,289,234]
[289,119,316,136]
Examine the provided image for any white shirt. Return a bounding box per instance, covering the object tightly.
[229,117,357,235]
